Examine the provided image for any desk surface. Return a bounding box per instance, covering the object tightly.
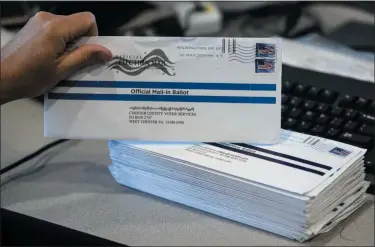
[1,99,374,246]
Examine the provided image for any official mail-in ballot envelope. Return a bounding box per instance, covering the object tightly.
[44,37,282,143]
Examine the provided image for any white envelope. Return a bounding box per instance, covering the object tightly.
[44,36,282,143]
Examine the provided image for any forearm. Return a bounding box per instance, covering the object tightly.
[0,60,20,105]
[0,62,11,105]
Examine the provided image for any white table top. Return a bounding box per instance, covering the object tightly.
[1,99,374,246]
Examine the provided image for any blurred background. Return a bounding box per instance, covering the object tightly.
[0,1,374,36]
[0,1,373,44]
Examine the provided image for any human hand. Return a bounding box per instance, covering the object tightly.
[0,11,112,105]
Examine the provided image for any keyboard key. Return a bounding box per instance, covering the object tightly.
[297,121,312,132]
[330,117,343,128]
[359,124,375,136]
[289,97,303,107]
[365,161,374,174]
[355,98,368,110]
[290,107,302,118]
[343,121,358,131]
[370,101,375,113]
[368,184,375,195]
[282,94,289,104]
[293,84,309,96]
[282,81,294,93]
[283,118,297,129]
[281,105,289,116]
[338,94,356,108]
[339,132,372,147]
[359,114,375,125]
[302,111,317,121]
[316,103,330,113]
[330,107,343,117]
[320,89,337,103]
[302,100,316,110]
[307,87,320,99]
[327,128,340,138]
[316,114,330,125]
[311,125,326,135]
[344,109,359,120]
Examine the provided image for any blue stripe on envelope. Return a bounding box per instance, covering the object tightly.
[233,143,332,170]
[58,80,277,91]
[47,93,276,104]
[205,143,325,176]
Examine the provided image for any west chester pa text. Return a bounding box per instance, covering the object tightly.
[131,89,189,95]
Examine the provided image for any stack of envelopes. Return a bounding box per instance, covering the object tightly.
[108,130,369,242]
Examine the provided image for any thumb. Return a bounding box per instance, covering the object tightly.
[56,44,112,80]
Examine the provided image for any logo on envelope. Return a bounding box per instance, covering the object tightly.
[255,59,275,73]
[256,43,276,58]
[107,49,175,76]
[329,147,352,157]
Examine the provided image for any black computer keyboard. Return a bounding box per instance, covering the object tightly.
[282,65,374,195]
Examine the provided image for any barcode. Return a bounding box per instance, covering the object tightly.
[303,136,319,145]
[308,138,328,152]
[222,38,237,54]
[311,139,321,146]
[303,136,311,143]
